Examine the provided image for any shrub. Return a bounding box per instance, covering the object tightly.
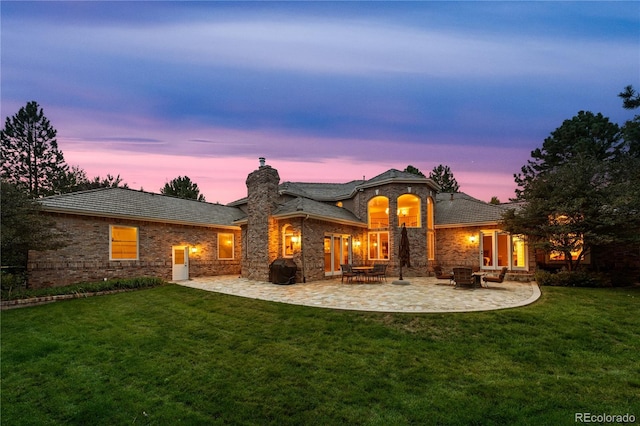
[1,276,166,301]
[534,270,611,287]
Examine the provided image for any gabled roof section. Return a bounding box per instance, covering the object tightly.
[435,192,510,228]
[234,196,367,227]
[38,187,243,229]
[273,197,367,227]
[278,180,365,201]
[359,168,440,191]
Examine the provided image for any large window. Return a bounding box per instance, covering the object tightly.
[427,197,435,260]
[324,234,352,276]
[481,230,528,270]
[368,232,389,260]
[368,196,389,229]
[397,194,421,228]
[110,225,138,260]
[218,233,234,260]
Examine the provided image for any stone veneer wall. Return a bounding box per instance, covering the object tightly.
[243,164,280,281]
[435,224,536,280]
[27,213,241,288]
[353,183,434,278]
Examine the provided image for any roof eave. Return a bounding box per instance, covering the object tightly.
[40,207,242,230]
[435,220,500,229]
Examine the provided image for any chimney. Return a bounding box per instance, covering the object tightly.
[259,157,266,168]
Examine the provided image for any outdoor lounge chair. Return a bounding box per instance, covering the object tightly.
[453,267,476,289]
[483,267,508,287]
[341,264,356,283]
[434,265,454,285]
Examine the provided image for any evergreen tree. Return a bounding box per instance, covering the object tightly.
[429,164,460,193]
[161,176,206,201]
[1,101,68,197]
[1,180,66,268]
[403,165,425,177]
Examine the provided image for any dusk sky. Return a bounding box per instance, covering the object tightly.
[2,1,638,204]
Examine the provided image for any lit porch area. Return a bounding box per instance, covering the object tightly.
[176,276,540,313]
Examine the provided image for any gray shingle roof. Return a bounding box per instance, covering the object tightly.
[38,188,244,228]
[272,197,366,226]
[279,180,365,201]
[435,192,510,227]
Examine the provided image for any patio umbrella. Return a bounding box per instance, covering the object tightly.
[398,223,411,280]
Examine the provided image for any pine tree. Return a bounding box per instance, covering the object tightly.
[1,101,68,197]
[429,164,460,193]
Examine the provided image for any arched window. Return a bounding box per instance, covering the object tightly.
[426,197,435,260]
[282,224,296,257]
[397,194,421,228]
[368,196,389,229]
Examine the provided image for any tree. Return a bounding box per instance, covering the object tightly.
[403,165,425,177]
[489,196,501,205]
[429,164,459,193]
[1,180,66,269]
[59,166,129,193]
[1,101,68,197]
[161,176,206,201]
[503,110,632,271]
[619,85,640,110]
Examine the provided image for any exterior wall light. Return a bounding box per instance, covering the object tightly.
[469,235,477,244]
[190,247,198,253]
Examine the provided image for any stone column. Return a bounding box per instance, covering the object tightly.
[243,160,280,281]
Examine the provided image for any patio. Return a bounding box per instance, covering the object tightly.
[176,275,541,313]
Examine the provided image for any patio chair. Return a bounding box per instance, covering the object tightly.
[341,264,356,283]
[482,267,508,287]
[453,267,476,289]
[366,263,387,282]
[434,265,454,285]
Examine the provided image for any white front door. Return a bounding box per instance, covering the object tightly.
[172,246,189,281]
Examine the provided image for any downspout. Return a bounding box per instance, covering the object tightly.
[301,215,309,282]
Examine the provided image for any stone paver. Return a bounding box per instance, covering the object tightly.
[176,276,541,313]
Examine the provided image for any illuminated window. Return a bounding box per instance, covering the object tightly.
[397,194,421,228]
[110,225,138,260]
[368,196,389,229]
[427,197,435,260]
[368,232,389,260]
[218,233,234,260]
[283,225,295,258]
[481,230,528,270]
[511,235,527,268]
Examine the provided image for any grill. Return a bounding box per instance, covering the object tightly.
[269,258,298,285]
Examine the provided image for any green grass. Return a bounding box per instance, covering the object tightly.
[2,285,639,425]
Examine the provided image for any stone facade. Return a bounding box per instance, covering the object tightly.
[242,164,281,281]
[27,213,241,288]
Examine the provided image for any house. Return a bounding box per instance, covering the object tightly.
[27,159,535,288]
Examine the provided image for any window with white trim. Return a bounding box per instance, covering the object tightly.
[368,196,389,229]
[110,225,138,260]
[480,230,528,270]
[368,232,389,260]
[218,233,234,260]
[397,194,421,228]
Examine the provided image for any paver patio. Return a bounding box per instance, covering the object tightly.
[177,275,541,313]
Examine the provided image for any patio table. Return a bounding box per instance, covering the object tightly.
[351,266,374,282]
[472,272,486,288]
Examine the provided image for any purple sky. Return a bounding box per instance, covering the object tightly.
[2,2,638,204]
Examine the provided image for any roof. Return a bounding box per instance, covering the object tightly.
[278,180,364,201]
[228,168,439,206]
[38,187,243,229]
[434,192,511,228]
[273,197,367,227]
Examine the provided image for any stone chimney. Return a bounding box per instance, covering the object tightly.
[243,158,280,281]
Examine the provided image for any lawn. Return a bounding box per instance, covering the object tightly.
[1,284,639,425]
